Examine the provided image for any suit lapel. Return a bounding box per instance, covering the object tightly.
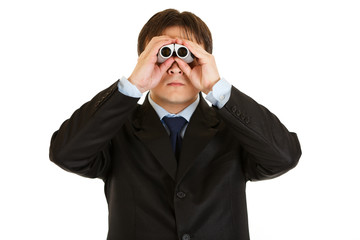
[133,94,220,183]
[133,96,178,181]
[176,96,220,182]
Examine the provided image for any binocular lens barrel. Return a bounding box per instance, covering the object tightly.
[157,44,193,63]
[176,47,188,57]
[161,47,172,58]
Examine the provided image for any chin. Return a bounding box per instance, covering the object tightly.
[165,95,193,104]
[163,92,198,104]
[150,87,199,108]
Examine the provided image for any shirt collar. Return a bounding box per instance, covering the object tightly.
[148,94,199,122]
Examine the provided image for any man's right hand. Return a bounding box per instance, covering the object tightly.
[128,36,175,93]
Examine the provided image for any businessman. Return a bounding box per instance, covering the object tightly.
[50,9,301,240]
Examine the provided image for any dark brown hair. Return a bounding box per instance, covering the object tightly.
[137,9,213,55]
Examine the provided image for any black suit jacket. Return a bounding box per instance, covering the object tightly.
[50,81,301,240]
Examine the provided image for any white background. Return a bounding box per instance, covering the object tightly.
[1,0,359,239]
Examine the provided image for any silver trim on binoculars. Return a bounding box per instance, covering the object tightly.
[157,44,194,63]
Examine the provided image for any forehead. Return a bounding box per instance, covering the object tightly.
[162,26,197,42]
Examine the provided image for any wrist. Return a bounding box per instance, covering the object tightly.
[118,76,143,98]
[128,76,147,93]
[205,77,232,109]
[203,77,221,94]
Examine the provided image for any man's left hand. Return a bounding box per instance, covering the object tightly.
[174,39,221,94]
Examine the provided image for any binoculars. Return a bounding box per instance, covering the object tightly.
[157,44,194,63]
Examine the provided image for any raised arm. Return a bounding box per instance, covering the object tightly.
[49,81,139,179]
[217,86,301,181]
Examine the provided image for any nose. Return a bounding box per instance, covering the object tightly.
[167,62,183,75]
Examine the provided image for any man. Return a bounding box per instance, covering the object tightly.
[50,9,301,240]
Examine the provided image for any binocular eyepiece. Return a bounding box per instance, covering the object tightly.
[157,44,194,63]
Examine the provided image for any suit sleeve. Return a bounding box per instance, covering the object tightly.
[216,86,302,181]
[49,81,140,179]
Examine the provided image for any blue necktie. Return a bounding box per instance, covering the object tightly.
[162,116,188,160]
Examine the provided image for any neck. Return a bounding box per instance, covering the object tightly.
[162,103,190,114]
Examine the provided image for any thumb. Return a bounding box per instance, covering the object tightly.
[174,58,192,78]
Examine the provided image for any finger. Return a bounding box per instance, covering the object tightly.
[145,36,176,58]
[159,57,175,75]
[148,35,174,46]
[174,57,192,77]
[180,39,209,60]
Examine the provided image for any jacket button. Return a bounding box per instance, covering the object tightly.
[182,234,191,240]
[231,106,237,113]
[177,191,186,199]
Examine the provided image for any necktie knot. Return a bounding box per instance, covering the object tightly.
[162,116,188,135]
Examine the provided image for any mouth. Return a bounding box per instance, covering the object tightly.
[167,82,185,87]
